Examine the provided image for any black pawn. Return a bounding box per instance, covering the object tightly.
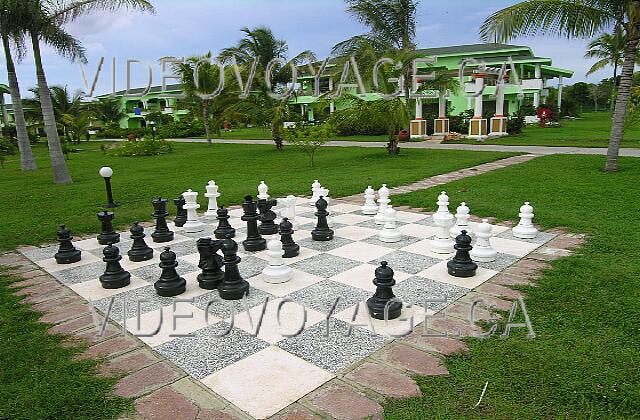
[367,261,402,320]
[173,196,187,227]
[154,247,186,297]
[311,196,334,241]
[241,195,267,251]
[197,238,225,290]
[279,218,299,258]
[54,224,82,264]
[447,230,478,278]
[128,222,154,262]
[214,206,236,239]
[99,244,131,289]
[257,198,279,235]
[218,238,250,300]
[151,197,174,243]
[97,211,120,245]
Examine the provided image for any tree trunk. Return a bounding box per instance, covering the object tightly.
[202,100,212,146]
[2,34,37,171]
[31,33,72,183]
[605,33,640,172]
[0,94,7,126]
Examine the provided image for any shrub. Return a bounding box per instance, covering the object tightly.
[284,124,331,167]
[108,138,173,157]
[0,137,17,168]
[507,111,525,135]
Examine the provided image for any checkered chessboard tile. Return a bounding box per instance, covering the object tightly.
[20,196,557,419]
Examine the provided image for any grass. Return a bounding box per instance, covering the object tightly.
[199,126,388,142]
[451,112,640,148]
[0,268,133,419]
[385,154,640,419]
[0,142,515,252]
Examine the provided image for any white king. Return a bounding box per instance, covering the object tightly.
[204,180,220,221]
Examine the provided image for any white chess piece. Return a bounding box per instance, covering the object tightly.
[279,195,297,221]
[374,184,390,225]
[470,219,497,262]
[430,209,455,254]
[433,191,452,222]
[309,180,321,205]
[257,181,269,200]
[262,239,292,283]
[204,181,220,221]
[182,189,205,234]
[361,186,378,215]
[512,201,539,239]
[318,187,330,205]
[450,202,471,238]
[379,206,402,243]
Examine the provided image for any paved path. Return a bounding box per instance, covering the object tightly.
[164,137,640,157]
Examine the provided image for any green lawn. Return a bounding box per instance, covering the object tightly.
[200,126,388,142]
[385,154,640,419]
[451,112,640,148]
[0,268,133,419]
[0,142,514,252]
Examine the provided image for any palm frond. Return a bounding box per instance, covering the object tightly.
[50,0,155,24]
[38,22,86,63]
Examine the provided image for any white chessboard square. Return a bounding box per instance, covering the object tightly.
[331,213,371,226]
[36,252,102,273]
[227,208,244,218]
[490,237,542,257]
[468,221,510,235]
[73,237,105,251]
[230,298,325,344]
[334,301,429,339]
[417,260,499,289]
[398,223,439,239]
[330,202,362,213]
[400,239,455,260]
[328,241,393,263]
[127,303,217,348]
[148,233,191,249]
[292,216,315,229]
[201,346,334,419]
[253,246,320,265]
[329,263,411,293]
[249,268,324,297]
[69,275,148,302]
[334,225,379,241]
[395,211,430,223]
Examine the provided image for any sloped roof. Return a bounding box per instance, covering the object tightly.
[416,43,532,57]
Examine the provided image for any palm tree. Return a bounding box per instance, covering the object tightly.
[480,0,640,172]
[0,1,37,171]
[220,26,288,69]
[91,96,126,124]
[585,31,625,80]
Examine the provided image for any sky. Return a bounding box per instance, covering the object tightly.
[1,0,612,99]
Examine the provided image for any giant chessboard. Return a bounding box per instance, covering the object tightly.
[20,197,556,419]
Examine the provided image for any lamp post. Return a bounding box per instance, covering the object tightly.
[99,166,117,208]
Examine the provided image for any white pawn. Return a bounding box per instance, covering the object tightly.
[257,181,269,200]
[204,180,220,221]
[309,180,321,205]
[262,239,291,284]
[430,209,455,254]
[512,201,538,239]
[450,202,471,238]
[361,186,378,215]
[279,195,297,221]
[470,219,497,262]
[374,184,390,225]
[379,206,402,243]
[182,189,205,234]
[433,191,452,222]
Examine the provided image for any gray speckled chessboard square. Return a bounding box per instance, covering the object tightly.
[285,280,369,314]
[278,318,387,373]
[372,251,440,275]
[159,240,197,257]
[237,254,268,279]
[355,219,407,230]
[88,240,134,258]
[496,229,556,244]
[297,236,353,252]
[297,220,348,231]
[362,235,421,249]
[155,321,270,379]
[129,260,199,283]
[91,285,175,322]
[290,254,360,278]
[21,245,58,262]
[395,276,469,312]
[192,287,274,319]
[52,261,105,284]
[475,252,520,272]
[414,216,436,226]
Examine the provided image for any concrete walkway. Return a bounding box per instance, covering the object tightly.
[165,138,640,157]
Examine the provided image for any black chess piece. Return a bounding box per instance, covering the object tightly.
[197,238,225,290]
[214,206,236,239]
[99,244,131,289]
[241,195,267,251]
[218,238,250,300]
[127,222,154,262]
[54,224,82,264]
[367,261,402,320]
[173,196,187,227]
[151,197,174,243]
[257,198,279,235]
[97,211,120,245]
[154,247,186,297]
[311,196,334,241]
[447,230,478,278]
[279,218,299,258]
